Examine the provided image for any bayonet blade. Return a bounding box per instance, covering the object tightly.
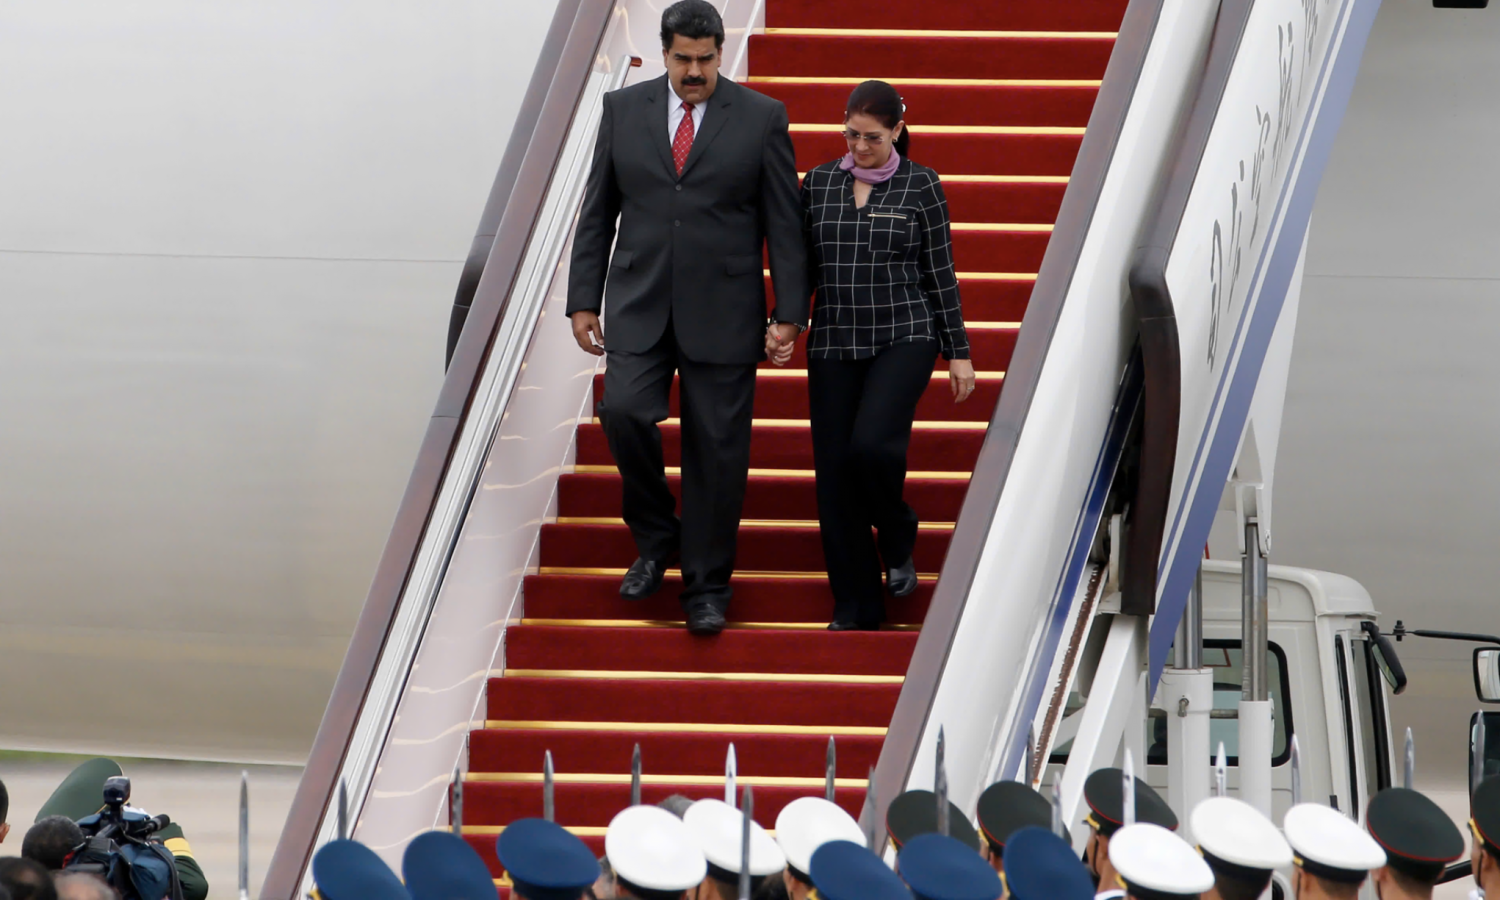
[935,726,950,837]
[738,786,754,900]
[336,778,348,840]
[631,744,643,807]
[544,750,556,823]
[1049,771,1064,840]
[727,743,738,808]
[826,737,837,804]
[1122,749,1136,828]
[1025,726,1036,786]
[861,766,879,852]
[1290,734,1303,805]
[238,771,250,900]
[1404,727,1416,790]
[1215,742,1228,798]
[1475,714,1488,798]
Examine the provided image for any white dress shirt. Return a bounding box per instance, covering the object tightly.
[667,84,706,146]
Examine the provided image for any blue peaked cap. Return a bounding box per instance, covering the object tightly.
[496,818,601,900]
[404,830,498,900]
[809,840,912,900]
[312,839,408,900]
[1002,827,1094,900]
[897,832,1002,900]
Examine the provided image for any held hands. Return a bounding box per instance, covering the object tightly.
[950,359,977,403]
[765,322,800,366]
[571,312,605,356]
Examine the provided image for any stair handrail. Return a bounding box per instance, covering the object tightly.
[259,1,620,895]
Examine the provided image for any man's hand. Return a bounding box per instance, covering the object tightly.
[571,311,605,356]
[950,359,977,403]
[765,322,800,366]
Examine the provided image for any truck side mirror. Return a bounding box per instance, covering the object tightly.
[1475,648,1500,703]
[1361,621,1408,694]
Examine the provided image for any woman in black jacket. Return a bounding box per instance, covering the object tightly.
[768,80,975,630]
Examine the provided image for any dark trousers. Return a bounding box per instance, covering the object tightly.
[599,319,757,613]
[808,340,939,626]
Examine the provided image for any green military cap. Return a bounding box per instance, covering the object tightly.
[975,782,1050,857]
[1472,776,1500,860]
[1081,768,1177,837]
[35,758,122,822]
[885,790,981,853]
[1365,787,1463,884]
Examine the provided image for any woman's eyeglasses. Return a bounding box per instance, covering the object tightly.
[842,129,888,145]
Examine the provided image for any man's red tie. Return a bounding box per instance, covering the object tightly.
[672,102,695,176]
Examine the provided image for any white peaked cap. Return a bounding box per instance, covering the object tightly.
[774,797,866,876]
[1283,803,1386,876]
[606,805,709,891]
[1191,796,1293,870]
[1108,823,1215,896]
[684,798,788,877]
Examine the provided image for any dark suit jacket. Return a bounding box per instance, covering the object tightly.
[566,74,810,365]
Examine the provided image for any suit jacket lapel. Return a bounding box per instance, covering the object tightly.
[647,76,677,178]
[677,80,733,180]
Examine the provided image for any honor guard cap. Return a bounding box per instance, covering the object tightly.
[684,799,786,879]
[1000,827,1093,900]
[897,832,1003,900]
[404,831,505,900]
[975,782,1051,858]
[1472,776,1500,859]
[35,758,123,821]
[1082,768,1177,837]
[495,819,602,900]
[1190,796,1292,872]
[775,797,865,880]
[1284,803,1386,884]
[886,790,982,852]
[1366,787,1464,883]
[809,840,912,900]
[606,805,708,893]
[311,839,409,900]
[1107,823,1214,900]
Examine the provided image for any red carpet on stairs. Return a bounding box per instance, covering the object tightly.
[464,0,1129,882]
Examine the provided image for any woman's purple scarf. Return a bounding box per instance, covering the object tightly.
[840,147,901,184]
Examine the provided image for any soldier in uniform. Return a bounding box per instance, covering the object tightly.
[1190,796,1292,900]
[1283,803,1386,900]
[1000,826,1094,900]
[897,832,1003,900]
[1080,768,1178,900]
[605,805,708,900]
[1363,787,1464,900]
[975,782,1052,874]
[1468,777,1500,900]
[496,818,603,900]
[809,839,912,900]
[684,799,786,899]
[1106,823,1214,900]
[886,790,982,854]
[310,838,408,900]
[774,797,865,900]
[403,830,508,900]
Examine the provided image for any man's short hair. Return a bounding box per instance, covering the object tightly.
[20,818,83,871]
[52,874,117,900]
[0,777,9,825]
[660,0,724,49]
[0,858,57,900]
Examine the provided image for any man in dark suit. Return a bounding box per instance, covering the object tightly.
[566,0,809,636]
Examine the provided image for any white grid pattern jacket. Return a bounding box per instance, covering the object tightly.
[800,157,970,361]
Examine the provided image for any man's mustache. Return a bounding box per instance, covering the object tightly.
[682,76,707,85]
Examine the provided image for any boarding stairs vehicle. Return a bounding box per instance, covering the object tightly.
[257,0,1450,896]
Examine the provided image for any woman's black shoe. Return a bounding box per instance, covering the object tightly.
[886,559,918,597]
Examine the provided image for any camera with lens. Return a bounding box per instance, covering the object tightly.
[64,776,184,900]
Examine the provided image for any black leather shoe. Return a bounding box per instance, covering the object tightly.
[827,620,861,632]
[619,557,668,600]
[886,559,918,598]
[686,604,727,636]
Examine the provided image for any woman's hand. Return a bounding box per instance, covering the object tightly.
[949,359,977,403]
[765,323,799,366]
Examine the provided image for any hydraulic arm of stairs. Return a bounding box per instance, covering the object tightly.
[262,0,1382,894]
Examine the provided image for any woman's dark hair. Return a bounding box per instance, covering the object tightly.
[660,0,724,50]
[845,80,909,157]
